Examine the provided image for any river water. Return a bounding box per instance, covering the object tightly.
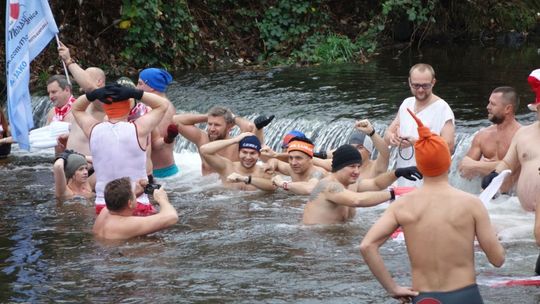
[1,43,540,303]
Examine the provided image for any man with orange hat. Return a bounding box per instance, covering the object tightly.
[199,132,274,191]
[384,63,455,187]
[303,144,422,225]
[263,137,327,195]
[482,69,540,249]
[72,84,169,215]
[459,86,521,193]
[361,109,505,304]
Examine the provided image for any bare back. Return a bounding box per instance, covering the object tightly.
[393,184,491,291]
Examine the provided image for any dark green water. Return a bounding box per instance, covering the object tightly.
[1,42,540,303]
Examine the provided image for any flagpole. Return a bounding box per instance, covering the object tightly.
[55,35,71,86]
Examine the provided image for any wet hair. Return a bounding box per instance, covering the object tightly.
[492,86,520,112]
[47,75,72,91]
[208,106,235,125]
[104,177,133,212]
[409,63,436,79]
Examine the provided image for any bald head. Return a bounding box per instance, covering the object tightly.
[86,67,106,88]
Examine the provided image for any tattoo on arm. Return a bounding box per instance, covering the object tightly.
[310,170,324,181]
[309,180,344,201]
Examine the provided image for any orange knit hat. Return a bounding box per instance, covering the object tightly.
[103,100,131,119]
[407,108,451,177]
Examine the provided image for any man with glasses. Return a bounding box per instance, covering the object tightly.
[384,63,455,187]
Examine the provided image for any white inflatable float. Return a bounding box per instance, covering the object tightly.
[29,121,71,150]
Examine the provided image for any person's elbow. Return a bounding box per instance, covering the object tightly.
[163,210,179,227]
[199,144,211,155]
[359,239,376,258]
[488,246,506,268]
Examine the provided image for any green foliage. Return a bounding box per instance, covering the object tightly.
[257,0,327,56]
[490,2,536,31]
[381,0,437,46]
[120,0,202,68]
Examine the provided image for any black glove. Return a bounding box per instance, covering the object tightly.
[105,84,144,102]
[313,151,328,159]
[85,87,110,103]
[395,166,423,181]
[481,170,499,189]
[254,115,275,130]
[55,149,74,164]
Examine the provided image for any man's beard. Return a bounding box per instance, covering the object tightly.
[209,132,226,142]
[489,114,504,124]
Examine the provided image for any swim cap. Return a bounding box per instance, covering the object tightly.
[139,68,173,92]
[282,130,306,148]
[331,144,362,172]
[239,135,261,152]
[287,138,314,157]
[348,130,373,154]
[407,108,451,177]
[527,69,540,111]
[64,153,87,179]
[103,100,132,119]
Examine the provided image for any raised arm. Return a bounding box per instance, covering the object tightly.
[172,113,208,147]
[53,158,68,198]
[58,41,101,92]
[234,114,256,133]
[357,167,422,192]
[356,119,390,175]
[71,95,99,138]
[360,204,419,300]
[199,133,251,174]
[133,91,168,140]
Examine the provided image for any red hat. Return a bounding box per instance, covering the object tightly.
[528,69,540,111]
[407,108,451,177]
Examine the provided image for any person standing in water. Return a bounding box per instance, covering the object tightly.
[361,109,504,304]
[459,86,521,193]
[384,63,455,187]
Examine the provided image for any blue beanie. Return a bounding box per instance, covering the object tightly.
[139,68,173,92]
[239,135,261,152]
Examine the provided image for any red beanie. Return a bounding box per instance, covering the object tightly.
[407,108,451,177]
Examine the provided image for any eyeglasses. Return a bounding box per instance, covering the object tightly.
[409,82,433,90]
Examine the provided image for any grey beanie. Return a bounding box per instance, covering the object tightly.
[348,130,374,154]
[64,153,87,179]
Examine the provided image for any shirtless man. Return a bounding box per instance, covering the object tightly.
[93,177,178,240]
[315,119,390,179]
[384,63,455,187]
[264,137,327,195]
[483,69,540,231]
[459,86,521,193]
[53,149,93,200]
[136,68,179,178]
[173,106,255,175]
[303,144,422,225]
[57,42,107,156]
[361,109,504,304]
[199,133,274,191]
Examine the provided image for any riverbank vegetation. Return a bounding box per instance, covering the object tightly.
[1,0,539,91]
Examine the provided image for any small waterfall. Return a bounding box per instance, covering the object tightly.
[30,98,482,190]
[171,111,480,189]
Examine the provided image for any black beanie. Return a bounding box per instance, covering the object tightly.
[332,144,362,172]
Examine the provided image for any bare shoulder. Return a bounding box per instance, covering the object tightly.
[309,167,326,180]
